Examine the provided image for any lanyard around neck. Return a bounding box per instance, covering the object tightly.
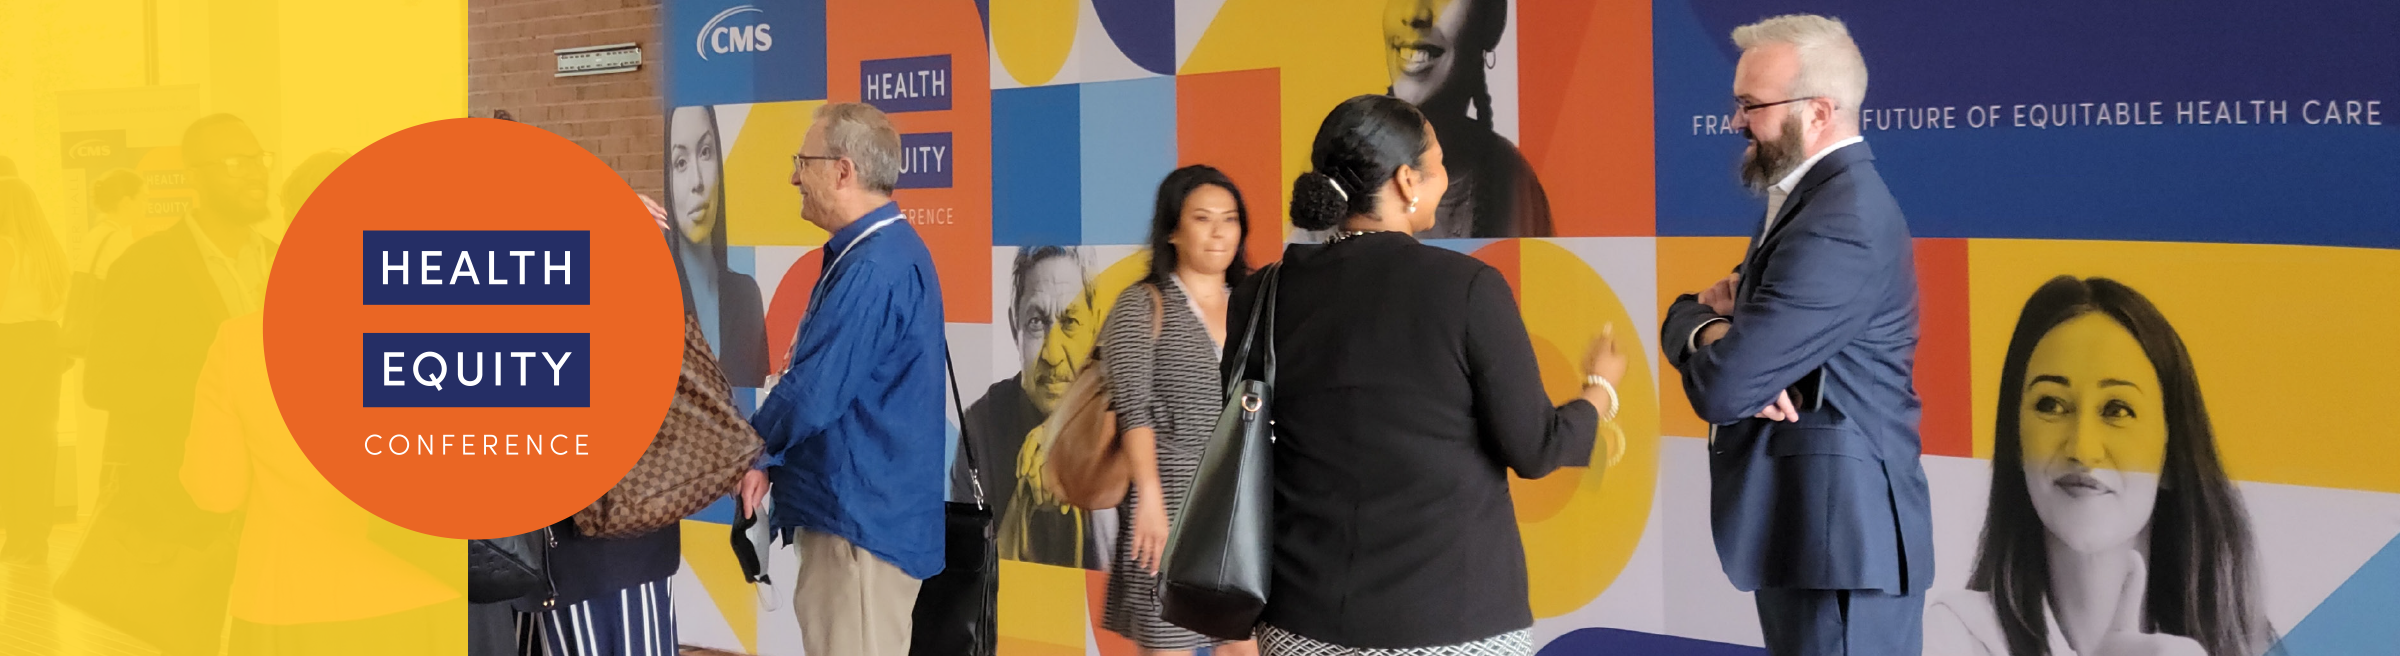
[786,213,909,373]
[805,213,907,316]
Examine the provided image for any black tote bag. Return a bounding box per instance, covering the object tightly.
[909,348,998,656]
[1159,264,1279,641]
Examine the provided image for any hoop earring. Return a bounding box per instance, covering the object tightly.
[1484,50,1497,70]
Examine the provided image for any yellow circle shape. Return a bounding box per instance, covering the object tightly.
[991,0,1079,87]
[1507,240,1660,618]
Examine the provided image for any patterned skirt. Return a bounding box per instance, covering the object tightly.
[1258,625,1532,656]
[1099,452,1215,650]
[512,578,677,656]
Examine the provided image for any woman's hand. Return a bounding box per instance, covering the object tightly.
[639,193,669,231]
[1581,323,1629,418]
[1584,323,1628,388]
[1131,492,1170,576]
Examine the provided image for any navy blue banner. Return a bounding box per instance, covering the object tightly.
[667,0,827,106]
[1653,0,2400,248]
[363,231,590,305]
[898,132,953,189]
[861,55,952,113]
[363,333,591,408]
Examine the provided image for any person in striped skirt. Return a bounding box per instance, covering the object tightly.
[1098,165,1259,656]
[510,522,680,656]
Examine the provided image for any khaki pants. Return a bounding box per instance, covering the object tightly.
[795,529,922,656]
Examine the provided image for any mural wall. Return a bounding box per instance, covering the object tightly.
[659,1,2400,653]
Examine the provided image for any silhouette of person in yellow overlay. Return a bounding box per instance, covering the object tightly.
[61,113,277,655]
[185,313,464,653]
[56,114,463,655]
[1,170,72,566]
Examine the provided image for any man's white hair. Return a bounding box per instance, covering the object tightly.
[812,102,902,195]
[1733,14,1868,127]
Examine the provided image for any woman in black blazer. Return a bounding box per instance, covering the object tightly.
[1222,94,1628,654]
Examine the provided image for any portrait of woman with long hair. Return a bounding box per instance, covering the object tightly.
[666,105,768,386]
[1928,276,2279,656]
[1381,0,1552,239]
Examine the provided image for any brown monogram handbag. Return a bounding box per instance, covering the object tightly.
[573,313,762,538]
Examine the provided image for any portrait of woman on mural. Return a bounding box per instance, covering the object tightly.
[1928,276,2280,656]
[665,105,768,387]
[1382,0,1552,239]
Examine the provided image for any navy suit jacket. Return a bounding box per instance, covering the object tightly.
[1660,142,1933,594]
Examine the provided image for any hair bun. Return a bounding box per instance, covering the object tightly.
[1289,171,1348,231]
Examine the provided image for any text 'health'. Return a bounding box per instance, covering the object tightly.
[364,230,590,305]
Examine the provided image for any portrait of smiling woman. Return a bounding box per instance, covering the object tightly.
[1380,0,1552,239]
[1928,276,2280,656]
[666,105,768,386]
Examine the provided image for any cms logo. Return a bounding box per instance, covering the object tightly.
[696,5,771,61]
[69,140,114,158]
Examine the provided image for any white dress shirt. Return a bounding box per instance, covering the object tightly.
[1762,135,1864,240]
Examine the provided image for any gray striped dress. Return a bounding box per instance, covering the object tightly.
[1098,278,1226,650]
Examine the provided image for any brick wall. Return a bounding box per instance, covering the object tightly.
[468,0,663,200]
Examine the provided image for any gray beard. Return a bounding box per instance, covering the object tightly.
[1739,127,1807,193]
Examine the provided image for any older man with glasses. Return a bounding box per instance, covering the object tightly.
[738,102,949,656]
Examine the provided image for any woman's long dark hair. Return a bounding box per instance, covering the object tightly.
[1970,276,2271,656]
[1445,0,1508,128]
[1145,164,1251,288]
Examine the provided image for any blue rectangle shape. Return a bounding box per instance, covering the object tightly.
[1077,77,1176,245]
[993,85,1081,246]
[363,231,590,305]
[667,0,828,106]
[897,132,953,189]
[861,55,952,113]
[363,333,591,408]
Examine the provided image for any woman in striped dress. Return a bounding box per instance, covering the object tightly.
[1099,165,1259,656]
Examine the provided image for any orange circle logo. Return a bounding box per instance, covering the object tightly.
[265,118,684,538]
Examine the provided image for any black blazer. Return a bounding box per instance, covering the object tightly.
[1223,232,1599,648]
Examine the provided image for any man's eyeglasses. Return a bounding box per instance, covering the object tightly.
[1734,96,1819,117]
[791,153,841,168]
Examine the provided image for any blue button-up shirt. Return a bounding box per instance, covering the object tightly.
[751,202,948,579]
